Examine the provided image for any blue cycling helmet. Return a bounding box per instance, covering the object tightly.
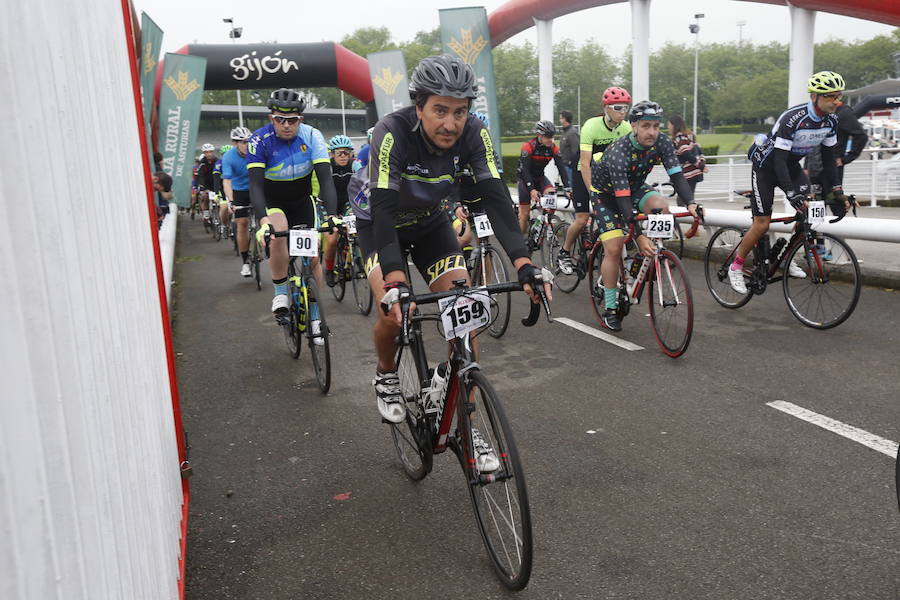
[327,134,354,151]
[470,111,490,128]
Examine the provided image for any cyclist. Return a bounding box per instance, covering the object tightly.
[516,120,571,235]
[558,110,579,185]
[353,127,374,173]
[728,71,845,294]
[322,134,356,285]
[248,88,339,324]
[558,87,633,275]
[195,143,217,220]
[222,127,253,276]
[214,145,232,235]
[364,55,549,465]
[591,100,698,331]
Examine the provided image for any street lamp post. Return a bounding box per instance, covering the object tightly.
[737,20,747,45]
[223,18,244,128]
[689,13,704,134]
[683,96,687,118]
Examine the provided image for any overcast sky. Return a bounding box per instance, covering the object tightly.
[135,0,895,57]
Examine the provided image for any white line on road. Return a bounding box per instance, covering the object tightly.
[555,317,645,352]
[767,400,899,458]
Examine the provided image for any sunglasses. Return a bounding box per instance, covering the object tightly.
[273,115,301,125]
[609,104,630,112]
[333,149,352,157]
[819,93,843,101]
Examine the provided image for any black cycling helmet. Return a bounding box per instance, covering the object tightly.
[534,120,556,136]
[408,54,478,101]
[267,88,305,114]
[628,100,664,123]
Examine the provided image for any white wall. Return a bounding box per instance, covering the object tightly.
[0,2,184,599]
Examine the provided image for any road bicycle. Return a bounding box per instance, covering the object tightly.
[704,191,861,329]
[524,193,563,267]
[389,275,551,590]
[586,207,702,357]
[458,210,512,338]
[267,224,335,393]
[330,214,373,315]
[247,208,262,290]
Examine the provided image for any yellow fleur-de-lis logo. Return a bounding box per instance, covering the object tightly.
[447,28,487,65]
[165,71,201,101]
[142,42,157,75]
[373,67,403,95]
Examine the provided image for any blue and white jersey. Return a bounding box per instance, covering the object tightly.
[247,123,330,181]
[750,101,838,167]
[221,147,250,191]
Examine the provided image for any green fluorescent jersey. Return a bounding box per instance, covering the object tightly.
[579,116,632,167]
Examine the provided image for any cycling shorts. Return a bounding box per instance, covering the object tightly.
[232,190,251,218]
[749,162,809,217]
[357,212,466,286]
[571,169,591,213]
[594,185,657,241]
[517,177,554,204]
[266,195,318,229]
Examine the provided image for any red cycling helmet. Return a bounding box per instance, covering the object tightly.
[602,87,632,106]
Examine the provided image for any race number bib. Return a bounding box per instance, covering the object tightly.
[344,214,357,234]
[540,195,557,210]
[473,214,494,238]
[807,201,825,224]
[646,214,675,238]
[439,289,491,340]
[289,229,318,257]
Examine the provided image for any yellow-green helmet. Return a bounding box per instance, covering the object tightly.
[807,71,845,94]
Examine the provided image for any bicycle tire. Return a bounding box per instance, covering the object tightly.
[539,220,558,270]
[552,222,582,293]
[462,370,533,590]
[586,241,606,323]
[782,233,861,329]
[285,275,302,359]
[350,244,373,315]
[390,342,432,480]
[471,247,511,339]
[648,249,693,357]
[306,277,331,393]
[671,221,685,259]
[895,445,900,512]
[704,226,754,309]
[331,235,347,302]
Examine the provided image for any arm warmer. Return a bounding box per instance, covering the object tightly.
[248,168,267,221]
[669,171,695,205]
[313,162,337,216]
[475,178,529,263]
[370,187,405,278]
[518,154,536,190]
[819,143,837,196]
[772,148,794,195]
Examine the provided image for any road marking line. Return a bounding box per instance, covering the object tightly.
[555,317,644,351]
[767,400,899,458]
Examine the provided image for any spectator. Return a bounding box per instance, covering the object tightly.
[667,114,706,201]
[153,171,173,227]
[558,110,579,184]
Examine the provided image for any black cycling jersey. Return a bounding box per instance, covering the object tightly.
[368,105,526,277]
[516,138,570,190]
[195,157,217,191]
[331,159,354,212]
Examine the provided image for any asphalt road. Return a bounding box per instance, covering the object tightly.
[174,215,900,599]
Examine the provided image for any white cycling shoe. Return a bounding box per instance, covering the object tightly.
[788,261,806,278]
[374,371,406,424]
[311,319,324,346]
[271,294,289,313]
[240,263,252,277]
[728,267,748,294]
[471,428,500,473]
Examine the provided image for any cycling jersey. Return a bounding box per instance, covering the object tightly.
[353,144,370,172]
[579,116,632,166]
[221,147,249,191]
[331,159,354,213]
[347,167,370,221]
[194,157,217,190]
[516,138,570,191]
[750,101,838,167]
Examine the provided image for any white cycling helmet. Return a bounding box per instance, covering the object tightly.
[230,126,252,141]
[201,143,215,152]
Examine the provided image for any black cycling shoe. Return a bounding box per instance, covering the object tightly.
[600,309,622,332]
[325,269,337,287]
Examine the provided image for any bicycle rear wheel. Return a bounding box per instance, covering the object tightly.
[331,235,347,301]
[648,249,693,357]
[704,226,753,309]
[462,370,532,590]
[390,342,432,480]
[306,278,331,393]
[586,241,606,322]
[350,244,373,315]
[472,247,511,339]
[782,233,860,329]
[552,222,582,293]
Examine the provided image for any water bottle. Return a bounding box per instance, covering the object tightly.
[425,361,450,416]
[623,256,634,283]
[630,254,642,279]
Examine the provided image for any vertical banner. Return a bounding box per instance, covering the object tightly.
[139,13,163,172]
[367,50,411,120]
[157,53,207,207]
[439,7,501,149]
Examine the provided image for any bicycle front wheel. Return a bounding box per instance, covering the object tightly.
[472,247,511,339]
[463,370,532,590]
[390,342,432,480]
[331,236,347,302]
[350,244,373,315]
[285,277,302,359]
[782,233,861,329]
[586,241,606,323]
[552,222,582,293]
[305,278,331,393]
[704,226,753,309]
[648,249,693,357]
[671,221,685,259]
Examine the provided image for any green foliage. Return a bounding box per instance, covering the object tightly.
[494,42,539,135]
[700,145,718,164]
[714,125,742,134]
[203,89,267,106]
[553,39,621,124]
[501,155,519,185]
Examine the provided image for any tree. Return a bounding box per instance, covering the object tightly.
[308,27,397,109]
[816,32,900,89]
[493,42,539,134]
[553,39,620,125]
[399,29,442,74]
